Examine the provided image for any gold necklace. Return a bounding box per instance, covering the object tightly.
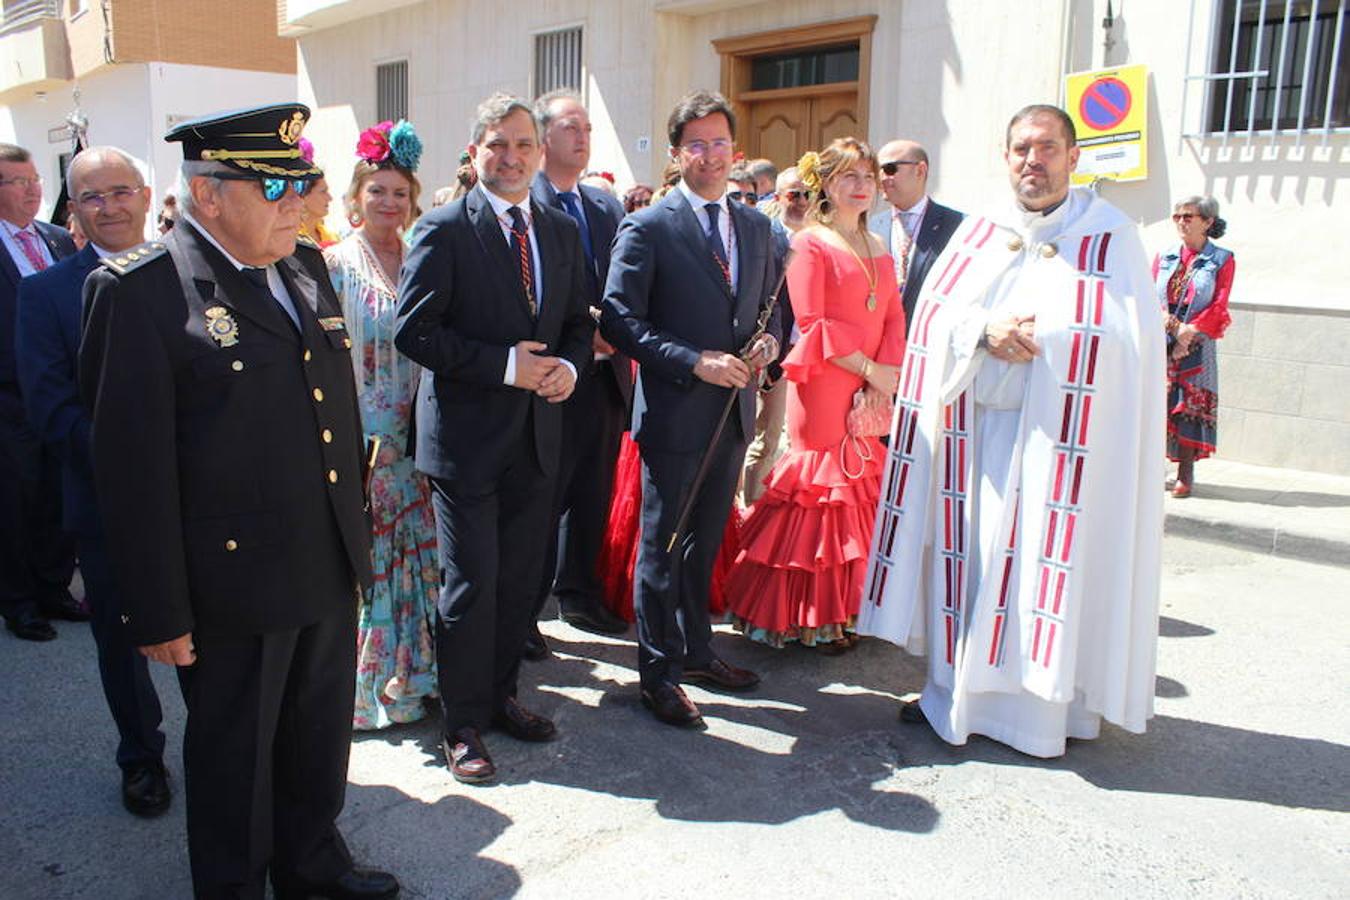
[832,225,879,311]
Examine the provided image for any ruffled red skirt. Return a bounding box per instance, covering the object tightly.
[725,437,884,647]
[595,433,741,623]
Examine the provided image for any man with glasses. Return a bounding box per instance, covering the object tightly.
[16,147,171,818]
[870,139,964,332]
[600,90,781,729]
[0,142,82,643]
[79,105,399,898]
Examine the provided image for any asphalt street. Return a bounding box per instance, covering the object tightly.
[1,535,1345,899]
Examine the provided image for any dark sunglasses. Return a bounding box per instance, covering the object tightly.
[728,190,757,204]
[880,160,920,176]
[1171,213,1199,222]
[629,197,651,208]
[782,190,811,202]
[213,173,313,202]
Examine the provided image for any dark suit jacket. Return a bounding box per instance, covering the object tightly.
[394,184,595,486]
[1,220,76,420]
[871,198,964,329]
[15,244,101,536]
[78,223,373,645]
[530,172,633,406]
[599,188,781,454]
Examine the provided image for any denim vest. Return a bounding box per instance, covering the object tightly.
[1155,241,1233,322]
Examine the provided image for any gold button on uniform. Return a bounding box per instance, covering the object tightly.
[225,539,238,551]
[231,360,244,372]
[322,428,333,443]
[313,387,324,402]
[328,469,338,483]
[303,349,312,362]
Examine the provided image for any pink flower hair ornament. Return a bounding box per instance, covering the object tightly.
[356,119,422,173]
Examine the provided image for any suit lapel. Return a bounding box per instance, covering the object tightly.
[468,186,533,320]
[178,223,298,343]
[531,200,563,336]
[36,222,67,262]
[0,239,18,289]
[667,191,731,299]
[578,185,613,275]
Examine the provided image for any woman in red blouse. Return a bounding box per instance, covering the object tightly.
[1153,195,1235,498]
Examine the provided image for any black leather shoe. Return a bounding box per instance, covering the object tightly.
[122,761,171,817]
[442,728,495,784]
[521,624,550,662]
[898,699,928,725]
[4,608,56,642]
[558,596,629,635]
[41,587,90,622]
[273,866,400,899]
[682,658,760,692]
[641,683,705,729]
[491,696,556,742]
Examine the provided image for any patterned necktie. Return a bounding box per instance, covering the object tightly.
[13,227,49,272]
[704,202,730,289]
[893,212,912,286]
[508,205,537,318]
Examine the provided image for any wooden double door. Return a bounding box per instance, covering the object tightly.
[743,89,862,171]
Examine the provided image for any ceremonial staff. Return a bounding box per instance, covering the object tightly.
[666,249,794,552]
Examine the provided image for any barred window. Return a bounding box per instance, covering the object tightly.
[535,26,583,96]
[1204,0,1348,134]
[376,60,409,123]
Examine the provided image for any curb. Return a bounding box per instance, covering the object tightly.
[1164,510,1348,568]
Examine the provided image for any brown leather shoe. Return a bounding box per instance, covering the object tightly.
[898,699,928,724]
[491,696,556,742]
[682,658,761,692]
[641,683,705,729]
[442,728,495,784]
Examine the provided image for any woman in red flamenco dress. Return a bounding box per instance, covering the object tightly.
[725,138,905,650]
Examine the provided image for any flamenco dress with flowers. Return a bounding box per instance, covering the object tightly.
[725,230,905,646]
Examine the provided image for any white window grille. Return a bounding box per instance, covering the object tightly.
[376,60,409,124]
[535,26,583,96]
[1182,0,1347,146]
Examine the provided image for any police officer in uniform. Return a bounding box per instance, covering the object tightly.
[79,104,399,899]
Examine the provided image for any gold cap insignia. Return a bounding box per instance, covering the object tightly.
[278,112,305,146]
[205,306,240,348]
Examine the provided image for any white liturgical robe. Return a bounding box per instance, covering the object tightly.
[859,188,1166,757]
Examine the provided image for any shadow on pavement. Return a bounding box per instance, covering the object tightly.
[1158,615,1215,638]
[1195,485,1350,509]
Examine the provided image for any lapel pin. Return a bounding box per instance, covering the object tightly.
[205,306,240,347]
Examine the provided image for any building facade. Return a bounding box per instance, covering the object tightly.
[1,0,298,209]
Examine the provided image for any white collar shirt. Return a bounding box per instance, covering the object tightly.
[0,218,55,278]
[180,211,302,327]
[678,180,738,293]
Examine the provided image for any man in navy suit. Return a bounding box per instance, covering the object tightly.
[869,139,964,333]
[600,90,781,729]
[395,93,594,783]
[16,146,169,815]
[525,89,631,655]
[0,142,82,642]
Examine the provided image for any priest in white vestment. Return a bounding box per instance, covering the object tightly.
[859,105,1165,758]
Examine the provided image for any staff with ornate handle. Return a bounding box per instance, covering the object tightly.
[666,248,794,553]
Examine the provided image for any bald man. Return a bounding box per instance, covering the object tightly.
[869,140,964,332]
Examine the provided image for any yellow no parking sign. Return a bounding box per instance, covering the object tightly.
[1065,64,1149,185]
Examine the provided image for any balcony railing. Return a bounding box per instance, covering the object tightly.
[0,0,61,37]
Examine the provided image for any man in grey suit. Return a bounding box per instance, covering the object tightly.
[870,140,964,333]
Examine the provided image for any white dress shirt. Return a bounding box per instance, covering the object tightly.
[0,218,56,278]
[180,212,302,327]
[678,180,738,293]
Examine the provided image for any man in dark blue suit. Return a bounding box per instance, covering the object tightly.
[0,142,82,642]
[525,89,631,654]
[869,139,965,332]
[396,93,594,784]
[16,146,169,815]
[600,91,781,729]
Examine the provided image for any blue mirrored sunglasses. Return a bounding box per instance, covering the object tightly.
[213,173,313,202]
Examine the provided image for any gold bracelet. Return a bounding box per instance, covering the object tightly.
[861,358,873,380]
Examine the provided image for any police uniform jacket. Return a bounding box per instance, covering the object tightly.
[78,221,373,646]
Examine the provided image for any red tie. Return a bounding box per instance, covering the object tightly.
[14,228,48,272]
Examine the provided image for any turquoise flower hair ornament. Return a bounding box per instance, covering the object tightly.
[388,120,422,172]
[355,119,422,173]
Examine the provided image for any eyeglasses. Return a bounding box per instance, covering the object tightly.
[212,173,313,202]
[880,161,920,176]
[628,197,651,209]
[75,187,143,211]
[781,190,811,202]
[678,139,734,157]
[1171,213,1199,222]
[727,190,757,204]
[0,176,44,190]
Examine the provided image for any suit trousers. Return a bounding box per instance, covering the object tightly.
[0,401,74,620]
[176,605,357,899]
[79,537,165,770]
[536,359,628,614]
[430,443,553,735]
[634,432,747,690]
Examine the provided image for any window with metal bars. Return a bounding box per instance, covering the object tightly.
[377,60,409,123]
[535,26,583,96]
[1205,0,1348,133]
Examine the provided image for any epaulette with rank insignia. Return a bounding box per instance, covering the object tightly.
[100,240,169,276]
